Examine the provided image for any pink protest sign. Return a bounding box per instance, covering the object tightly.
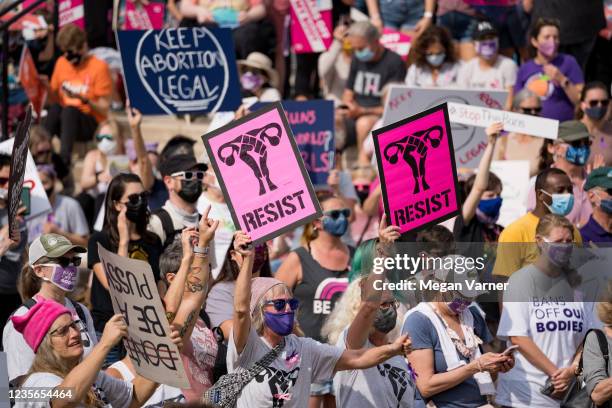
[124,1,165,30]
[290,0,333,53]
[58,0,84,29]
[380,28,411,61]
[373,104,460,234]
[202,103,322,243]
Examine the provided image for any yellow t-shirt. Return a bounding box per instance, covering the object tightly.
[492,212,583,278]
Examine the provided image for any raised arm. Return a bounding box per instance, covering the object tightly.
[127,104,154,191]
[232,231,255,354]
[335,334,410,372]
[163,227,199,321]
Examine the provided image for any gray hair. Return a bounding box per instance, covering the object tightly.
[348,21,380,43]
[159,238,183,279]
[512,88,540,111]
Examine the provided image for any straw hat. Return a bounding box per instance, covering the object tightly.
[237,52,279,88]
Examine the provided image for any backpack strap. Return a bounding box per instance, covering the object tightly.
[22,298,36,309]
[578,329,610,375]
[153,208,178,248]
[67,298,87,326]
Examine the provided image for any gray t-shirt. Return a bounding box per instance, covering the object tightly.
[582,329,612,397]
[52,195,90,236]
[333,328,416,408]
[205,281,235,329]
[456,56,518,90]
[227,326,343,407]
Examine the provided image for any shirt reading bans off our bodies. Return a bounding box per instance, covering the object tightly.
[227,326,342,407]
[50,55,113,122]
[496,264,600,408]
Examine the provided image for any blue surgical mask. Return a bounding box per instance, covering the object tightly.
[565,145,590,166]
[263,311,294,336]
[322,214,349,236]
[477,197,503,218]
[541,190,574,216]
[426,52,445,67]
[595,192,612,214]
[355,46,375,62]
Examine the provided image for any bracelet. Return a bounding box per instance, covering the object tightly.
[194,253,208,259]
[423,11,433,18]
[193,245,209,255]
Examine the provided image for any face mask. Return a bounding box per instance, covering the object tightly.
[355,184,370,205]
[125,199,149,224]
[178,179,203,204]
[541,238,573,267]
[263,311,295,336]
[240,72,264,92]
[0,188,7,201]
[585,106,607,121]
[477,197,503,219]
[45,186,54,198]
[97,138,117,156]
[446,297,471,315]
[65,50,82,65]
[565,145,590,166]
[373,306,397,333]
[355,46,375,62]
[541,190,574,216]
[426,52,445,67]
[322,214,349,236]
[476,39,498,60]
[342,39,352,53]
[595,192,612,214]
[538,40,557,58]
[41,264,78,292]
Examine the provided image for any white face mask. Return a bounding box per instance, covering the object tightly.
[98,138,117,155]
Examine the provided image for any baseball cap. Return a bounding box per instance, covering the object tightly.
[160,135,196,161]
[474,21,498,40]
[29,233,86,266]
[158,154,208,177]
[557,120,591,142]
[584,167,612,190]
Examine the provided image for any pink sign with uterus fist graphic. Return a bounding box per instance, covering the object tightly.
[202,103,322,244]
[373,104,461,234]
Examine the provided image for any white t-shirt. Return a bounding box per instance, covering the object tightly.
[227,326,343,407]
[196,194,236,279]
[405,62,460,88]
[14,371,132,408]
[2,297,98,381]
[496,264,599,408]
[333,328,415,408]
[456,56,518,90]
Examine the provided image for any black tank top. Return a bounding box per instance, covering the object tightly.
[292,245,354,342]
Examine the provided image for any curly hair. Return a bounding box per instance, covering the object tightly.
[411,25,456,68]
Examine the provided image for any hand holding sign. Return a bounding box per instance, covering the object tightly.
[485,122,504,144]
[8,105,33,241]
[233,230,254,257]
[99,314,129,350]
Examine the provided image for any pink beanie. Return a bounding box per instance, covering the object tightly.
[11,299,72,352]
[250,277,285,314]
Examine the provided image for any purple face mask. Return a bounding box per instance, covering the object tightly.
[476,39,498,60]
[264,311,295,336]
[538,40,558,58]
[447,297,471,315]
[240,71,264,91]
[41,264,78,292]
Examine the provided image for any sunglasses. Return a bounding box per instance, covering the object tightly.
[520,107,542,115]
[171,171,205,181]
[568,139,592,148]
[122,192,148,206]
[50,321,79,337]
[586,99,610,108]
[96,134,113,142]
[56,256,81,267]
[0,177,8,185]
[264,298,300,312]
[323,208,351,219]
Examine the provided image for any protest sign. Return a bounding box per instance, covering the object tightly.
[290,0,333,53]
[58,0,85,29]
[489,160,530,228]
[383,86,507,169]
[203,102,322,243]
[380,29,411,61]
[19,46,47,118]
[117,27,242,115]
[448,102,559,139]
[251,100,335,187]
[374,104,460,234]
[97,244,189,388]
[124,1,165,30]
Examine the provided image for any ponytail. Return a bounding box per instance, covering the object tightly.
[300,223,319,247]
[18,265,41,301]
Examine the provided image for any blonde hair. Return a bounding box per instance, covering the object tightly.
[28,126,52,152]
[535,213,574,239]
[300,191,342,246]
[597,281,612,326]
[321,277,364,345]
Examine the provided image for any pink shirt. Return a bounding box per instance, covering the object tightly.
[180,318,218,402]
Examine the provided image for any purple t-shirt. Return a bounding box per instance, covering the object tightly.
[514,54,584,122]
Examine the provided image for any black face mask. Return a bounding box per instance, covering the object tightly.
[125,200,149,224]
[45,187,54,198]
[178,179,202,203]
[65,50,82,65]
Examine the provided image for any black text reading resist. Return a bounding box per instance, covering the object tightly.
[393,188,452,226]
[241,190,307,233]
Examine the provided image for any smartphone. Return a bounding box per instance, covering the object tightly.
[502,345,519,356]
[20,187,31,217]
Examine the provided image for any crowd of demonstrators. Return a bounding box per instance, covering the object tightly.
[1,0,612,407]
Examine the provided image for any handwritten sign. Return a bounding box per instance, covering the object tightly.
[374,104,460,234]
[290,0,333,53]
[380,28,411,61]
[251,100,335,186]
[58,0,85,29]
[383,86,507,169]
[202,102,322,243]
[448,102,559,139]
[117,27,241,115]
[489,160,530,227]
[124,1,165,30]
[98,244,189,388]
[19,46,47,118]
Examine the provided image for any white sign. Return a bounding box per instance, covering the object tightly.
[98,244,190,388]
[448,102,559,139]
[490,160,530,227]
[383,86,507,169]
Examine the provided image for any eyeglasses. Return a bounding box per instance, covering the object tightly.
[380,300,399,310]
[264,298,300,312]
[567,139,592,148]
[586,99,610,108]
[121,192,148,206]
[50,321,79,337]
[96,134,113,142]
[171,171,205,181]
[323,208,351,219]
[520,107,542,115]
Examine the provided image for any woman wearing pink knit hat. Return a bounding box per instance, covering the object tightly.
[203,230,413,407]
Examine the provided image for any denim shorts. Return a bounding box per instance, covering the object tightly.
[437,10,478,42]
[472,5,527,49]
[380,0,424,31]
[310,380,334,396]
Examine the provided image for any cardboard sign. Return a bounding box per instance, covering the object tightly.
[124,1,165,30]
[374,104,460,234]
[290,0,333,53]
[251,100,335,187]
[383,86,507,169]
[19,46,47,118]
[202,103,322,243]
[58,0,85,29]
[98,244,189,388]
[489,160,530,227]
[117,27,241,115]
[380,28,411,61]
[448,102,559,139]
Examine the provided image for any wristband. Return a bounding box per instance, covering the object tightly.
[423,11,433,18]
[193,245,209,255]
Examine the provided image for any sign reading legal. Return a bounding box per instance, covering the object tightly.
[202,103,322,244]
[374,104,461,234]
[117,27,241,115]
